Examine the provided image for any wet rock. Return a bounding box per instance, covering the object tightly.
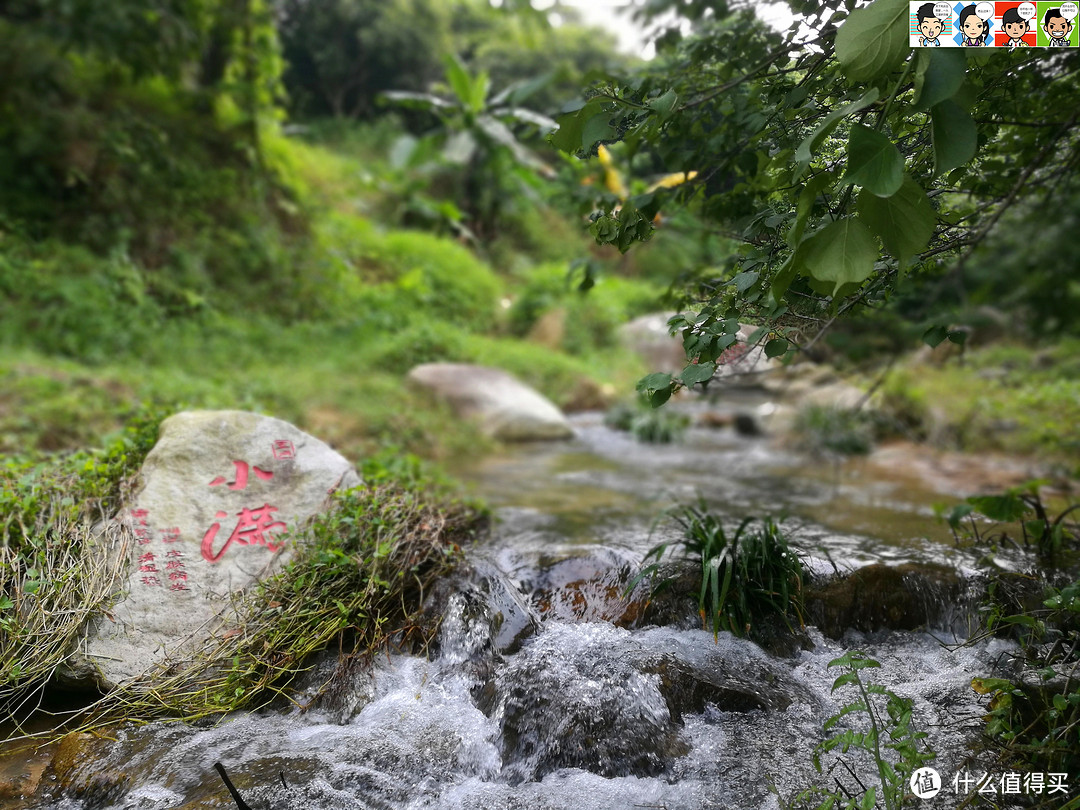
[42,732,131,808]
[494,625,685,784]
[422,560,541,655]
[619,313,686,374]
[642,654,792,717]
[407,363,573,441]
[527,551,646,627]
[68,410,359,690]
[804,563,963,639]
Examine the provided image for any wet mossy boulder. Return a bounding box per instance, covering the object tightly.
[804,563,964,639]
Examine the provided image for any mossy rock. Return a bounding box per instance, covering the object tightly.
[804,563,963,639]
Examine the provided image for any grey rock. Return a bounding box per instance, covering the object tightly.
[71,410,359,689]
[407,363,573,441]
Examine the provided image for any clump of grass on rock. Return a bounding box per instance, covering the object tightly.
[0,413,487,736]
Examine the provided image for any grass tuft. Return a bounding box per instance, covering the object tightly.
[640,501,804,640]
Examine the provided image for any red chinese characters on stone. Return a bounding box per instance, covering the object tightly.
[208,460,273,490]
[271,440,295,460]
[201,504,287,563]
[716,342,749,366]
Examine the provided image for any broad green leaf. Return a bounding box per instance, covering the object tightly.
[795,89,879,165]
[799,218,878,297]
[922,325,948,347]
[931,100,977,176]
[637,372,674,407]
[648,89,678,120]
[680,362,716,386]
[856,175,936,267]
[550,97,616,154]
[842,124,904,197]
[967,494,1029,522]
[769,253,799,304]
[733,270,759,293]
[764,338,788,358]
[835,0,909,83]
[913,49,967,110]
[443,54,476,109]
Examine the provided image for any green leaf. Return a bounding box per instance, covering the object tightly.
[795,89,879,165]
[835,0,909,83]
[931,100,977,177]
[922,325,948,347]
[967,494,1029,522]
[842,124,904,197]
[764,338,788,358]
[636,372,675,408]
[789,171,836,246]
[680,362,716,386]
[856,175,936,267]
[550,97,616,154]
[799,218,878,297]
[648,89,678,120]
[443,54,477,109]
[913,49,967,110]
[733,270,759,293]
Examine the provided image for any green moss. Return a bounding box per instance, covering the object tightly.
[507,262,663,355]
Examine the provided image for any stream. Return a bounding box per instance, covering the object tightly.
[9,404,1031,810]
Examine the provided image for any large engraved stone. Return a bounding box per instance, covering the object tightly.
[73,411,359,689]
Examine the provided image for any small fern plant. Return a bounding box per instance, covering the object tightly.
[794,651,936,810]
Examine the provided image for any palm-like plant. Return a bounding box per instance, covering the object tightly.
[383,55,557,242]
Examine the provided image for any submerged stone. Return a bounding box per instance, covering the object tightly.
[67,410,359,689]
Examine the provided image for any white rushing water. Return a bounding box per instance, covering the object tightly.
[32,412,1026,810]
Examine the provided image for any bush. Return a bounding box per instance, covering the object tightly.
[605,400,689,444]
[508,263,663,355]
[793,405,876,456]
[0,239,166,362]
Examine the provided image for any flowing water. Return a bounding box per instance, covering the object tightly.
[13,407,1031,810]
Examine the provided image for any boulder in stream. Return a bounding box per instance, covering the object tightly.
[66,410,359,690]
[407,363,573,441]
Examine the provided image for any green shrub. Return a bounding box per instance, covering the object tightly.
[793,652,936,810]
[642,502,804,640]
[972,578,1080,785]
[366,321,468,371]
[794,405,876,456]
[605,400,689,443]
[508,263,663,355]
[365,230,501,329]
[0,239,166,362]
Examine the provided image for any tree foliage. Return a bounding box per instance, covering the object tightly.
[551,0,1080,362]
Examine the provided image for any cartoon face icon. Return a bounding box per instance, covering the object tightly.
[919,17,944,39]
[1044,14,1071,39]
[1004,19,1027,40]
[962,14,985,38]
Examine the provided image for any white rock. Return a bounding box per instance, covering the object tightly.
[407,363,573,441]
[74,411,359,688]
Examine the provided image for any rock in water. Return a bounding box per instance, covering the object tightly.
[407,363,573,441]
[72,411,359,689]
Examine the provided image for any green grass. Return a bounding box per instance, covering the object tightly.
[878,340,1080,469]
[642,502,804,641]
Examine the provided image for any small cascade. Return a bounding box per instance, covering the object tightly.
[17,412,1018,810]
